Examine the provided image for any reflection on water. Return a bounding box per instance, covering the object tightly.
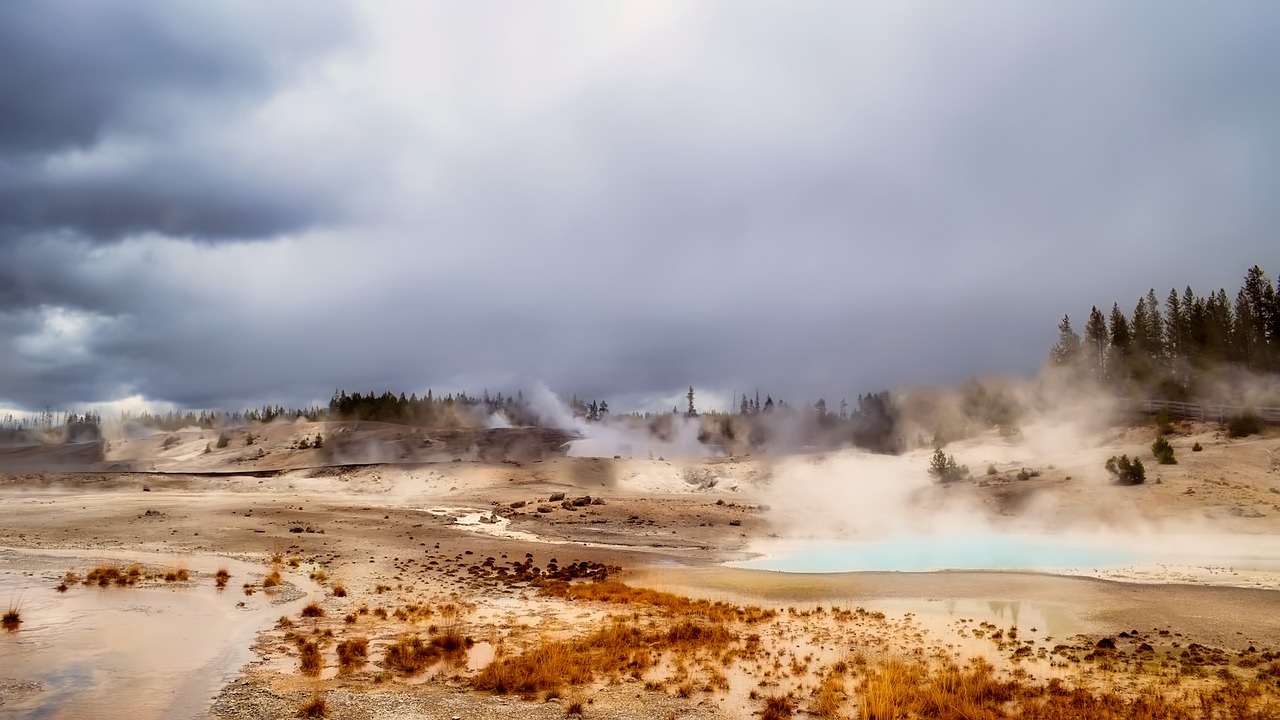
[729,533,1143,573]
[0,556,309,720]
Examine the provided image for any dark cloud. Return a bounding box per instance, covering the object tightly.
[0,0,354,244]
[1,2,1278,413]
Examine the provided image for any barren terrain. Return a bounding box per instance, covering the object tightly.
[2,419,1279,718]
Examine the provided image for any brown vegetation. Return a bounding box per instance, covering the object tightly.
[85,564,143,587]
[760,694,794,720]
[538,580,774,623]
[215,568,231,588]
[337,637,369,673]
[384,635,443,675]
[2,601,21,632]
[297,640,323,676]
[296,693,327,718]
[300,603,324,618]
[847,656,1280,720]
[472,617,729,697]
[263,570,283,588]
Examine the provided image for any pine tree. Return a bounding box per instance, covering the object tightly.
[1108,303,1131,381]
[1165,289,1186,359]
[1083,306,1108,379]
[1049,315,1082,366]
[1233,288,1256,365]
[1131,297,1152,356]
[685,386,698,418]
[1145,288,1164,359]
[1242,265,1277,369]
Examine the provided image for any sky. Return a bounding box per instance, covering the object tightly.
[2,1,1278,415]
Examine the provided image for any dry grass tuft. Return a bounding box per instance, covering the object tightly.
[85,565,136,587]
[474,621,658,696]
[298,640,323,676]
[330,584,346,597]
[841,656,1273,720]
[337,637,369,673]
[811,673,845,717]
[301,603,325,618]
[760,694,794,720]
[2,601,21,632]
[161,568,189,582]
[214,568,231,588]
[296,693,327,718]
[263,570,283,588]
[539,580,774,623]
[384,634,443,675]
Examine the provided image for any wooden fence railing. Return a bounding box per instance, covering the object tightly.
[1138,399,1280,424]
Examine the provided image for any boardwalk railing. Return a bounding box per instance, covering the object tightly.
[1138,399,1280,424]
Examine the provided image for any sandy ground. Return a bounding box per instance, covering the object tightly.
[0,420,1278,718]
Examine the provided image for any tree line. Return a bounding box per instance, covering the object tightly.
[1050,265,1279,396]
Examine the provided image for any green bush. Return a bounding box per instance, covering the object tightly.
[986,464,998,476]
[928,448,970,484]
[1226,411,1264,438]
[1155,409,1174,435]
[1016,468,1042,481]
[1151,436,1177,465]
[1105,455,1146,485]
[1192,442,1203,452]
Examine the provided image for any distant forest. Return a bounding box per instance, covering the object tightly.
[12,265,1274,452]
[1049,265,1280,399]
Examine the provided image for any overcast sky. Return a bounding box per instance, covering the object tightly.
[2,1,1278,414]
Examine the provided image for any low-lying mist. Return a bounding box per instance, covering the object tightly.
[747,385,1280,574]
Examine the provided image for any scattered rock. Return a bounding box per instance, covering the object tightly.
[549,492,566,502]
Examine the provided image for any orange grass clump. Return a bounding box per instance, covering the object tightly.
[538,580,774,623]
[263,570,283,588]
[296,693,327,718]
[301,603,325,618]
[384,635,443,675]
[847,657,1280,720]
[337,637,369,673]
[760,695,794,720]
[2,601,21,631]
[474,621,687,696]
[214,568,231,588]
[297,640,323,676]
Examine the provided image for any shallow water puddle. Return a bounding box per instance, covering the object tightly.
[729,533,1143,573]
[0,553,314,720]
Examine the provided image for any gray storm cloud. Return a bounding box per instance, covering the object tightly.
[1,2,1278,411]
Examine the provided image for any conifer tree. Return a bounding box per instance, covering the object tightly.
[1083,306,1108,379]
[1049,315,1082,366]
